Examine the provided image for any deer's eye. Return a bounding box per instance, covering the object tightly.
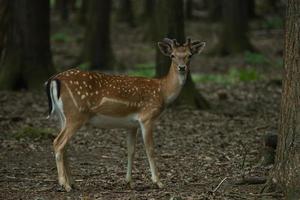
[171,54,175,59]
[188,54,192,58]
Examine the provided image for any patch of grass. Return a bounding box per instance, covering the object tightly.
[263,16,284,29]
[51,32,70,43]
[192,68,261,84]
[229,68,260,82]
[244,51,269,65]
[135,62,155,69]
[274,58,283,68]
[128,62,155,77]
[14,126,54,140]
[128,68,155,77]
[78,62,90,70]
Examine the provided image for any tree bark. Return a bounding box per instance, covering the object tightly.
[247,0,256,19]
[216,0,254,55]
[270,0,300,198]
[81,0,113,70]
[207,0,222,21]
[142,0,155,21]
[154,0,209,109]
[185,0,194,20]
[0,0,54,90]
[77,0,88,25]
[55,0,70,22]
[116,0,135,27]
[0,0,9,57]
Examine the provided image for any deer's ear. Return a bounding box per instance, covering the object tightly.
[158,42,172,56]
[191,41,206,55]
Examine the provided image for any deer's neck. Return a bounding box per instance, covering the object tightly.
[160,62,187,105]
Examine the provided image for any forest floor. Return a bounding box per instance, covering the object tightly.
[0,13,285,200]
[0,81,283,200]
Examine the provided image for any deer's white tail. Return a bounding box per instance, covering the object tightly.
[45,79,66,129]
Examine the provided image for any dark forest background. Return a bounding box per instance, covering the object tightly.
[0,0,285,91]
[1,0,300,199]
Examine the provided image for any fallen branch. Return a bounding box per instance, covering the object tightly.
[249,192,283,198]
[235,176,267,185]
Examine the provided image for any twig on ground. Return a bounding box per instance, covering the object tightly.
[212,177,228,193]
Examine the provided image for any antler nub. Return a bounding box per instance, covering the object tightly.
[184,37,191,47]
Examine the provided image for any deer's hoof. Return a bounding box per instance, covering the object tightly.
[64,184,73,192]
[155,181,164,189]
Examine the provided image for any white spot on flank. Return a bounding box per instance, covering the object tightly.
[81,95,86,99]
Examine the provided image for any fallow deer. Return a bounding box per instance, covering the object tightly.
[46,38,205,191]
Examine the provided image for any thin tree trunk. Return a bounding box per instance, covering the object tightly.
[247,0,256,19]
[216,0,254,55]
[154,0,209,109]
[270,0,300,198]
[81,0,113,70]
[0,0,54,90]
[77,0,88,25]
[116,0,135,27]
[207,0,221,21]
[142,0,155,21]
[0,0,9,57]
[185,0,194,20]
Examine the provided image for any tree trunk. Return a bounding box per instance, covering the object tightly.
[142,0,155,21]
[185,0,194,20]
[271,0,300,198]
[0,0,9,57]
[216,0,254,55]
[77,0,88,25]
[207,0,222,21]
[154,0,209,109]
[247,0,256,19]
[0,0,54,90]
[116,0,135,27]
[56,0,70,22]
[142,0,156,41]
[81,0,113,70]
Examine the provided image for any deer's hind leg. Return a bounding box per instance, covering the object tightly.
[53,109,88,191]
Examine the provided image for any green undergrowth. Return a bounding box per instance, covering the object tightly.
[244,51,269,65]
[128,62,155,77]
[51,32,70,43]
[14,126,54,140]
[262,16,284,29]
[192,68,261,84]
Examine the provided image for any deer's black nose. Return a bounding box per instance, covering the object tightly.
[178,65,186,72]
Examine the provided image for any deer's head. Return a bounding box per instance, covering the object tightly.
[158,38,206,73]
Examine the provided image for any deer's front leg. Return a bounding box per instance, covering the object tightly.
[139,120,163,188]
[126,128,137,188]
